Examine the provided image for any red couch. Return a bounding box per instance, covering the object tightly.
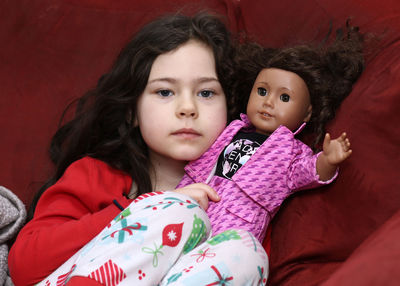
[1,0,399,285]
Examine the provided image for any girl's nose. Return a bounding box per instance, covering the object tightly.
[176,95,198,118]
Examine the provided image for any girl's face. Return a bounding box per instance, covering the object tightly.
[136,40,227,164]
[246,68,312,135]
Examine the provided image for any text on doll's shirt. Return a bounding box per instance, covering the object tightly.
[214,131,268,180]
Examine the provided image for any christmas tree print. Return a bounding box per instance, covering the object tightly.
[142,223,184,267]
[207,230,241,246]
[113,208,132,223]
[183,214,207,254]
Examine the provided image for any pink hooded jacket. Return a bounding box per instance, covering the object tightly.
[177,114,337,241]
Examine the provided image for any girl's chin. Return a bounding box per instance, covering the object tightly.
[174,156,200,162]
[173,152,203,162]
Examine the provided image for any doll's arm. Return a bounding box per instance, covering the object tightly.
[316,132,352,181]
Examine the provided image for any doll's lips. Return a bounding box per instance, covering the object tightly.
[258,111,273,118]
[171,128,201,139]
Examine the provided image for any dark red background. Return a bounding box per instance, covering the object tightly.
[1,0,399,285]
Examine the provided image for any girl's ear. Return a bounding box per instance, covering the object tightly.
[303,105,312,122]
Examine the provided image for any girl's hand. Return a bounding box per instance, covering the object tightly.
[323,132,352,165]
[173,183,220,210]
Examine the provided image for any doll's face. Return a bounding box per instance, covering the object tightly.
[246,68,312,135]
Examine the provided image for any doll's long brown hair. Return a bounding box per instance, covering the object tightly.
[233,22,365,150]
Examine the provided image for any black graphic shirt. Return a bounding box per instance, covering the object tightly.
[214,131,268,180]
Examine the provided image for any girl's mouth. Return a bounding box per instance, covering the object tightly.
[171,128,201,139]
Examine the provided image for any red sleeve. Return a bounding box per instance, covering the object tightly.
[8,157,133,286]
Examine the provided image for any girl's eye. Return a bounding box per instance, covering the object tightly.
[157,90,173,97]
[257,87,267,96]
[198,90,214,98]
[280,94,290,102]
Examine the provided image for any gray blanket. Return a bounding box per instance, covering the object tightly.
[0,186,26,286]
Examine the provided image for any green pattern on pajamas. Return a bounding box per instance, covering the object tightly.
[38,192,268,286]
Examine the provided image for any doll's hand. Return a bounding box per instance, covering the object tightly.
[173,183,220,210]
[322,132,352,165]
[317,132,352,181]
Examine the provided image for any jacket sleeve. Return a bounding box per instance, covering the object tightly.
[8,157,132,286]
[287,141,338,192]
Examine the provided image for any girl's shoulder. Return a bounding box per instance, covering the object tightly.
[60,156,133,196]
[69,156,128,177]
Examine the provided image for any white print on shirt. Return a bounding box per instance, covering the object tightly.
[220,138,260,179]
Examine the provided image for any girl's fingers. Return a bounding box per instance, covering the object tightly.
[173,183,219,210]
[203,185,220,202]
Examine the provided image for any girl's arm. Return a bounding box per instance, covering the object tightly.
[8,157,132,286]
[316,132,352,181]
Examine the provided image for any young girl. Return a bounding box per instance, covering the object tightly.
[9,13,268,286]
[177,25,364,242]
[33,25,363,286]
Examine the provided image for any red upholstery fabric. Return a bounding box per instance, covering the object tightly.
[236,0,400,284]
[321,210,400,286]
[1,0,399,285]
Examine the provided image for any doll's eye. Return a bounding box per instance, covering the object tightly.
[280,94,290,102]
[257,87,267,96]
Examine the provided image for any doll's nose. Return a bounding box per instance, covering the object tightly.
[263,95,274,107]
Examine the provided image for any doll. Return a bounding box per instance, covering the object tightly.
[177,25,364,242]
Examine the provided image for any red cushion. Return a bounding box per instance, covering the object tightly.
[321,210,400,285]
[237,0,331,47]
[235,0,400,284]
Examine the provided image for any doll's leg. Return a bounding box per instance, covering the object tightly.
[38,191,211,286]
[161,229,269,286]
